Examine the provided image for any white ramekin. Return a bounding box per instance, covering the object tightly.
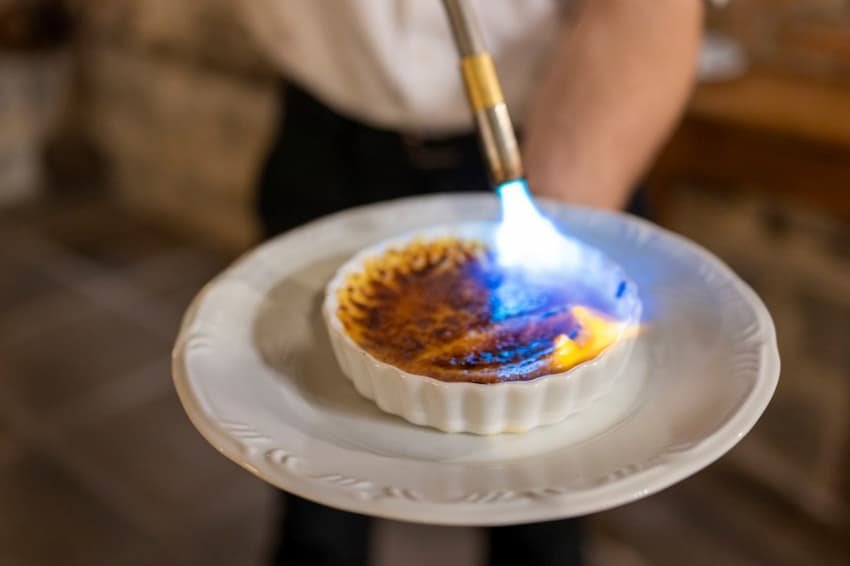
[323,223,641,435]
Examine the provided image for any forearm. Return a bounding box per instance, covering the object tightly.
[523,0,703,209]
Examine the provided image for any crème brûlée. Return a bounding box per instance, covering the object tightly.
[335,237,625,384]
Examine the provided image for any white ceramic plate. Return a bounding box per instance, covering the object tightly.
[172,194,779,526]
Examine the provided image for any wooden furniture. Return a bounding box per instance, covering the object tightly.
[650,67,850,220]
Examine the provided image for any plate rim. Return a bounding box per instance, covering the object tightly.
[172,193,780,525]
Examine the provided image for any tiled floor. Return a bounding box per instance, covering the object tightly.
[0,198,273,566]
[0,196,847,566]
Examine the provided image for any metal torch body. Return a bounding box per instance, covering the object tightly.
[442,0,524,187]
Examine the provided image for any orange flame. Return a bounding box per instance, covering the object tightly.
[551,306,639,371]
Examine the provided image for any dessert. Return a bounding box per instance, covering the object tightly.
[335,237,625,384]
[324,223,641,434]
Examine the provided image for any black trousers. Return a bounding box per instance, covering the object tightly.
[258,81,648,566]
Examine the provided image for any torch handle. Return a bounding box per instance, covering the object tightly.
[442,0,524,187]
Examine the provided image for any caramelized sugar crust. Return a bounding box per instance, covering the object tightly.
[336,237,594,383]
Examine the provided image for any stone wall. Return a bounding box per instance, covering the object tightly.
[71,0,279,251]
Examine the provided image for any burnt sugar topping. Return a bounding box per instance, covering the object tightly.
[336,237,621,384]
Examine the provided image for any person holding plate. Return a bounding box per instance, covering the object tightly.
[237,1,705,564]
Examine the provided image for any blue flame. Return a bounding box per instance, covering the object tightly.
[489,179,634,325]
[489,179,587,322]
[495,179,582,274]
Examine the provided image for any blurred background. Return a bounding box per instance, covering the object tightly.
[0,0,848,565]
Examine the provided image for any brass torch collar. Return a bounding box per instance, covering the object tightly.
[460,53,504,111]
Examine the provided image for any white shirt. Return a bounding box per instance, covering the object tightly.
[239,0,565,135]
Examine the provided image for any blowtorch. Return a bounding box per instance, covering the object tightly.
[441,0,524,190]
